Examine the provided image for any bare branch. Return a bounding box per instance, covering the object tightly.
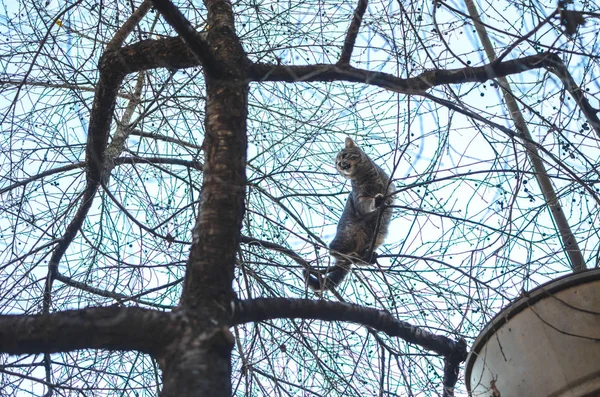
[421,92,600,205]
[54,273,177,309]
[0,79,135,100]
[150,0,222,76]
[103,72,145,187]
[100,183,191,244]
[0,307,173,356]
[130,129,203,150]
[442,342,467,397]
[249,53,563,94]
[545,58,600,139]
[338,0,369,64]
[106,0,153,51]
[117,155,204,170]
[233,298,467,359]
[240,235,311,269]
[0,156,201,196]
[493,10,558,64]
[0,162,85,195]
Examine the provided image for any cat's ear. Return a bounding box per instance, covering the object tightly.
[345,137,356,148]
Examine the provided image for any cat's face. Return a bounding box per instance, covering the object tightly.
[336,137,364,179]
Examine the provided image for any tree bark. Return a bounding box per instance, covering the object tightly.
[0,307,173,355]
[149,1,248,395]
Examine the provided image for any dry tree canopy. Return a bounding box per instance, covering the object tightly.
[0,0,599,396]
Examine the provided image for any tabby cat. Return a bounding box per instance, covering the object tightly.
[306,137,394,291]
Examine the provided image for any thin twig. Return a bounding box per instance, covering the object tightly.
[0,79,135,100]
[493,10,558,64]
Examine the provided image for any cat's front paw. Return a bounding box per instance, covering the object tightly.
[365,251,379,265]
[374,194,385,208]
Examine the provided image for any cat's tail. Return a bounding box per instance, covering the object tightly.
[304,260,351,292]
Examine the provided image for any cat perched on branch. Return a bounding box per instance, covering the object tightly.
[306,137,395,292]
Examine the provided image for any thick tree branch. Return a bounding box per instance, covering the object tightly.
[105,36,538,91]
[109,37,600,138]
[249,52,561,93]
[443,342,467,397]
[233,298,467,360]
[0,307,174,356]
[150,0,223,76]
[44,50,128,312]
[338,0,368,64]
[108,37,197,74]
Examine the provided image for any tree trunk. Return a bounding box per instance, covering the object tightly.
[149,1,249,394]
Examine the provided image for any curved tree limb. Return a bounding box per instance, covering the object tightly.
[150,0,226,77]
[41,11,152,383]
[233,298,467,360]
[43,62,126,311]
[0,298,467,386]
